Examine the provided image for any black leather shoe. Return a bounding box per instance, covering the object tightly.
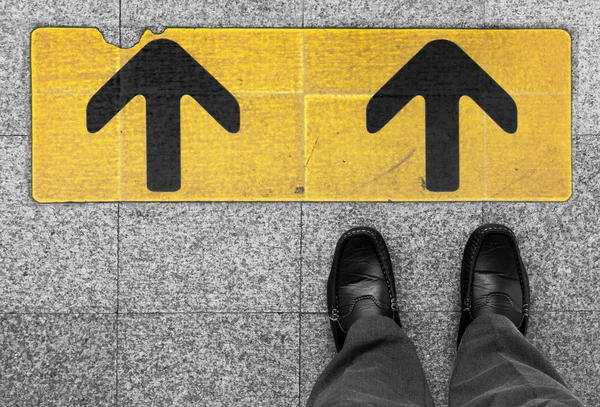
[457,224,530,347]
[328,227,401,351]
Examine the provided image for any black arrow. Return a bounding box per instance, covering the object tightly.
[87,39,240,192]
[367,39,517,192]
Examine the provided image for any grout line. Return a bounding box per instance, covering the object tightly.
[300,204,304,308]
[0,312,122,315]
[0,310,317,315]
[0,134,29,137]
[481,203,485,224]
[0,309,594,316]
[116,1,121,401]
[113,310,314,315]
[483,27,488,200]
[116,205,121,313]
[115,203,121,407]
[117,206,121,316]
[298,20,306,402]
[294,310,598,315]
[299,203,304,312]
[118,0,122,48]
[114,308,119,407]
[298,202,304,407]
[482,0,486,26]
[298,312,302,407]
[25,90,574,96]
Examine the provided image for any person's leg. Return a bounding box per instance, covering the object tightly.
[307,227,434,407]
[450,224,583,406]
[307,315,434,407]
[449,313,583,406]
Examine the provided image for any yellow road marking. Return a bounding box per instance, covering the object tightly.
[31,28,571,201]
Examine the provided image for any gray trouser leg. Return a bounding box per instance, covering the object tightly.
[449,313,584,407]
[307,315,434,407]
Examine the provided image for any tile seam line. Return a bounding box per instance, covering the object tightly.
[116,1,122,403]
[298,202,303,407]
[95,311,316,315]
[0,310,593,316]
[0,312,306,315]
[115,202,120,407]
[13,129,593,141]
[482,0,487,26]
[298,22,305,406]
[481,203,485,224]
[29,91,573,95]
[0,312,121,315]
[295,309,592,314]
[483,31,488,199]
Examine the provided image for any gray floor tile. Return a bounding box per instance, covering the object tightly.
[0,93,28,135]
[301,202,482,313]
[0,314,116,406]
[300,314,334,406]
[119,203,301,312]
[120,0,303,47]
[484,0,600,135]
[0,137,30,205]
[403,312,458,406]
[300,312,458,407]
[0,137,118,312]
[304,0,484,27]
[0,1,119,135]
[118,312,299,407]
[483,135,600,311]
[528,311,600,405]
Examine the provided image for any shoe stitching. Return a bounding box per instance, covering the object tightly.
[333,295,392,333]
[339,295,390,319]
[336,319,349,333]
[472,292,523,313]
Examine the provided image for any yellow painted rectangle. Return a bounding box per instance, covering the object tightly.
[31,28,571,202]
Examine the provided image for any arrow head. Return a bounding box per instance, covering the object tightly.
[367,39,517,134]
[86,39,240,134]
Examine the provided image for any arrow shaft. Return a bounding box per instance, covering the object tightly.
[425,96,460,192]
[146,96,181,192]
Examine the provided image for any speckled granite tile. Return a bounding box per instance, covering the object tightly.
[403,312,459,406]
[0,93,28,135]
[119,203,301,312]
[120,0,303,47]
[0,137,118,312]
[0,1,119,135]
[1,136,34,206]
[527,311,599,406]
[483,135,600,311]
[300,312,459,407]
[301,202,482,313]
[0,314,116,406]
[118,313,299,407]
[304,0,483,28]
[484,0,600,135]
[300,314,335,406]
